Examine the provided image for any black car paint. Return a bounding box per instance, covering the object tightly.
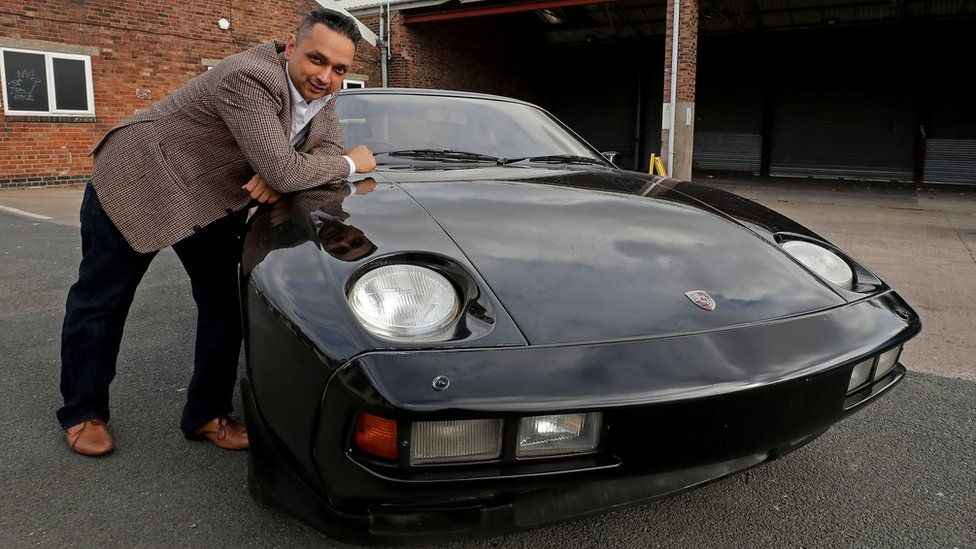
[239,91,920,544]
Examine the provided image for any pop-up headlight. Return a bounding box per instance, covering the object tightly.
[348,264,460,340]
[781,240,854,289]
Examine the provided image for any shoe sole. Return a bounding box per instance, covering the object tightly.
[184,432,248,450]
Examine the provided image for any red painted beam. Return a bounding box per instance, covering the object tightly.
[403,0,617,24]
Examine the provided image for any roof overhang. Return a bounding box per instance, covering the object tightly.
[316,0,380,46]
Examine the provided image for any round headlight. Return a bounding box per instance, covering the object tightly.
[348,265,460,340]
[781,240,854,289]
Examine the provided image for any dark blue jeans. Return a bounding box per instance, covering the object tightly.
[58,182,247,435]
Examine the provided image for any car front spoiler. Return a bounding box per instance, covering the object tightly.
[242,372,829,545]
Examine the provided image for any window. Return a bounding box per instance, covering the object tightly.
[343,79,365,89]
[1,48,94,117]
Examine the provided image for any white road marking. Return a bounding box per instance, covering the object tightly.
[0,204,53,220]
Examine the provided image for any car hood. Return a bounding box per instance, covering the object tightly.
[386,165,845,344]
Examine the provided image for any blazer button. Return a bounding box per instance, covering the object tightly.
[192,225,202,232]
[225,208,234,214]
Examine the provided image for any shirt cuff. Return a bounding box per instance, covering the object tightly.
[342,155,356,177]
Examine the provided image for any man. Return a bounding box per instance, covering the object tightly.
[58,8,375,456]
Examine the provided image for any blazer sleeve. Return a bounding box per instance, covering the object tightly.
[214,65,348,192]
[308,105,346,158]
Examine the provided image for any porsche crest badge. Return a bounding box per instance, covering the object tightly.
[685,290,716,311]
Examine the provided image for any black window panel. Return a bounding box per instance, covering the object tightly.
[53,58,88,111]
[3,51,49,112]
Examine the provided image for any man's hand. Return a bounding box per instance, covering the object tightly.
[346,144,376,173]
[242,173,281,204]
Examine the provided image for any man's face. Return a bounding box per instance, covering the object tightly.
[284,23,355,101]
[319,222,375,262]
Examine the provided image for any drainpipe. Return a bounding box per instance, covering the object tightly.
[667,0,680,177]
[380,4,388,87]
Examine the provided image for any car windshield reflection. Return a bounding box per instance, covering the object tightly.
[336,92,607,166]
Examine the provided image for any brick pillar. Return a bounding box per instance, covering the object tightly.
[660,0,698,180]
[387,12,415,88]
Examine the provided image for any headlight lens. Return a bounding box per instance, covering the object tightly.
[848,357,874,391]
[874,346,902,379]
[348,265,460,340]
[781,240,854,289]
[517,413,602,458]
[410,419,503,465]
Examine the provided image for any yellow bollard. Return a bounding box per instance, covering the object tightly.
[650,155,667,176]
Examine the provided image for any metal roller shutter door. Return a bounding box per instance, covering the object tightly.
[924,140,976,185]
[923,86,976,186]
[693,42,763,175]
[768,45,916,182]
[545,46,642,170]
[769,85,916,181]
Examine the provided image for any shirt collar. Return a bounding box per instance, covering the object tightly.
[285,62,335,108]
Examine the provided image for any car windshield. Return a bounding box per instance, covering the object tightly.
[336,93,606,165]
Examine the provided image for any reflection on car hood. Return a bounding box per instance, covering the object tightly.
[386,166,845,345]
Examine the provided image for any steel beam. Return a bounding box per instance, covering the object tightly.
[403,0,619,24]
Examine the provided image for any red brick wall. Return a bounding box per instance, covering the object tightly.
[0,0,378,188]
[662,0,698,102]
[354,14,383,88]
[386,14,546,105]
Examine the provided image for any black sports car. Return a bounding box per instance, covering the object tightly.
[239,88,920,545]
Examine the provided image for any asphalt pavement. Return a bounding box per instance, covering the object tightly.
[0,182,974,548]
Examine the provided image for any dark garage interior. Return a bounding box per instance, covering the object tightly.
[392,0,976,185]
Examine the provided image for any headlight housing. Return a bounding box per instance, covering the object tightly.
[348,264,460,340]
[781,240,854,289]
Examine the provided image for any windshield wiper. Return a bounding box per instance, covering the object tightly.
[379,149,505,163]
[505,154,608,165]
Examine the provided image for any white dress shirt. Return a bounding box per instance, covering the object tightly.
[285,64,356,177]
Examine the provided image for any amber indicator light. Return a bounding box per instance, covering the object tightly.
[353,413,398,461]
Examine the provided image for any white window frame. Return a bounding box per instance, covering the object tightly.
[0,47,95,117]
[343,79,366,89]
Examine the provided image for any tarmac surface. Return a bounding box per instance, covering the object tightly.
[0,179,974,548]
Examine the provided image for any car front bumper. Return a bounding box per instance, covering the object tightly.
[242,291,918,545]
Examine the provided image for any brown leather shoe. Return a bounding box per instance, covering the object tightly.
[187,416,249,450]
[65,418,115,456]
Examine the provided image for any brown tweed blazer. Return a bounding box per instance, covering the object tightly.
[90,40,349,253]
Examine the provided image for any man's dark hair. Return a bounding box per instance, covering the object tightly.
[297,8,362,45]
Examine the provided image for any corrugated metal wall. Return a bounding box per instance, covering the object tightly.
[693,22,975,186]
[768,73,917,181]
[535,20,973,185]
[924,81,976,185]
[694,36,763,175]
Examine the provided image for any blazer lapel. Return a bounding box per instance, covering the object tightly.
[277,47,292,139]
[300,115,321,153]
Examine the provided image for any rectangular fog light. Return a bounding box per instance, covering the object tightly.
[517,412,601,458]
[410,419,502,465]
[848,357,874,391]
[874,345,902,380]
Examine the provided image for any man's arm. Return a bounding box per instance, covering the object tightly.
[309,106,377,173]
[214,65,349,193]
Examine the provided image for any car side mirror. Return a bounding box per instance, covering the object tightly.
[601,151,620,165]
